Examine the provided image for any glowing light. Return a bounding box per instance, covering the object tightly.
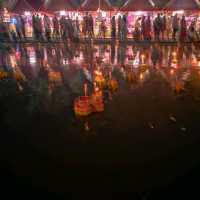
[140,73,144,80]
[94,70,102,76]
[29,49,36,65]
[60,10,66,16]
[173,10,184,15]
[30,56,36,65]
[171,63,178,68]
[63,59,69,65]
[11,18,17,25]
[10,55,17,68]
[24,11,31,16]
[116,12,121,18]
[170,69,175,75]
[102,11,106,18]
[134,11,144,16]
[172,51,177,57]
[171,51,178,68]
[141,54,145,64]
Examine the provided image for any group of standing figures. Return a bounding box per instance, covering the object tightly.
[0,12,200,42]
[133,14,199,42]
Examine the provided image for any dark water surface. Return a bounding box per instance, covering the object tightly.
[1,42,200,199]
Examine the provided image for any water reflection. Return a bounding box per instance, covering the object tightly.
[4,43,200,70]
[1,43,200,115]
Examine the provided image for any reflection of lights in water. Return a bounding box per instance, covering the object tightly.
[141,54,145,64]
[120,67,126,78]
[43,59,48,66]
[146,69,150,74]
[74,57,81,64]
[44,48,48,61]
[52,49,56,56]
[140,73,144,80]
[84,122,90,132]
[172,51,177,57]
[171,51,178,68]
[10,55,17,68]
[182,71,190,81]
[48,71,62,84]
[198,61,200,67]
[133,51,140,68]
[29,48,36,65]
[15,51,21,60]
[170,69,175,75]
[30,56,36,65]
[94,70,102,76]
[103,52,109,63]
[74,52,84,64]
[125,57,129,64]
[83,68,92,82]
[171,63,178,68]
[191,54,197,66]
[63,59,69,65]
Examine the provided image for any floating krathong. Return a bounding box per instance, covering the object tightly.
[74,83,104,117]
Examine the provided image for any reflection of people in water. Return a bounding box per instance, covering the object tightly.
[117,44,126,65]
[111,44,116,64]
[151,44,160,68]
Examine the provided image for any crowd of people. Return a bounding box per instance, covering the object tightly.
[0,10,200,42]
[132,13,200,42]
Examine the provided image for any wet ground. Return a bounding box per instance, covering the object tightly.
[1,42,200,199]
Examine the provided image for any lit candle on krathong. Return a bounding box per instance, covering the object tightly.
[84,83,88,96]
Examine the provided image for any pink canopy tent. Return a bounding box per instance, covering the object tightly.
[44,0,75,12]
[165,0,200,10]
[120,0,155,11]
[26,0,45,12]
[80,0,114,11]
[11,0,34,13]
[152,0,170,9]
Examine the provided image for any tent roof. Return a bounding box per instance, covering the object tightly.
[12,0,34,13]
[165,0,200,10]
[107,0,127,9]
[44,0,75,11]
[26,0,44,11]
[121,0,155,11]
[1,0,18,10]
[69,0,84,10]
[80,0,113,11]
[152,0,170,9]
